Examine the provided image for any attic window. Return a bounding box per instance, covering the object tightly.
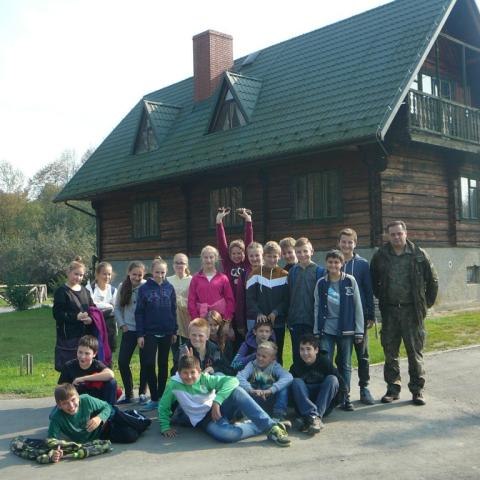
[134,110,158,154]
[210,87,247,133]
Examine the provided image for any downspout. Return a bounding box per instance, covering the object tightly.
[64,201,101,266]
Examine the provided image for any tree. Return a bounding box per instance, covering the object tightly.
[0,160,26,193]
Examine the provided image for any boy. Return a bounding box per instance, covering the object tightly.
[48,383,140,462]
[159,355,291,446]
[58,335,118,405]
[290,334,345,435]
[338,228,376,405]
[313,250,364,411]
[279,237,297,271]
[231,321,275,371]
[172,318,235,375]
[216,206,254,293]
[288,237,325,364]
[237,342,293,422]
[235,241,264,338]
[246,241,289,363]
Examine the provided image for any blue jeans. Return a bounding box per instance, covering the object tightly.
[319,334,354,393]
[291,376,339,418]
[77,379,118,405]
[252,387,289,417]
[204,387,275,443]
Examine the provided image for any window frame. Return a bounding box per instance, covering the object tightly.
[291,169,342,222]
[133,110,159,154]
[131,198,161,241]
[209,84,247,133]
[459,175,480,221]
[209,184,245,229]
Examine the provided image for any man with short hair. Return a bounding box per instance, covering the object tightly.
[370,220,438,406]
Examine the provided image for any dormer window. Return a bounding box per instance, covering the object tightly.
[210,87,247,132]
[134,110,158,154]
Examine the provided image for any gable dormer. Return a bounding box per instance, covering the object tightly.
[209,71,262,133]
[133,100,181,154]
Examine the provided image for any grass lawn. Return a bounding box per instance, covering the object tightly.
[0,306,479,397]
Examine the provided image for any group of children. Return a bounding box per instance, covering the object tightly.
[49,208,376,458]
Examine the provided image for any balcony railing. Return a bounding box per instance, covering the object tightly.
[408,89,480,144]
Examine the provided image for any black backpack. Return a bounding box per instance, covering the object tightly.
[113,408,151,433]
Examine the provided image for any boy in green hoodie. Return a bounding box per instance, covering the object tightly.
[158,355,290,446]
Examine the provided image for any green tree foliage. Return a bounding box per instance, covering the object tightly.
[0,153,96,289]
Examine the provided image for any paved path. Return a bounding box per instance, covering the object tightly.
[1,346,479,479]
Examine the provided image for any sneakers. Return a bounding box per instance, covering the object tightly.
[267,423,291,447]
[138,394,148,405]
[117,397,134,405]
[412,392,426,406]
[140,400,158,411]
[272,412,292,430]
[305,415,324,435]
[293,417,309,433]
[340,395,354,411]
[360,387,375,405]
[381,391,400,403]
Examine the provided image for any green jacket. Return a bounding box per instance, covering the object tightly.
[158,372,239,433]
[370,239,438,322]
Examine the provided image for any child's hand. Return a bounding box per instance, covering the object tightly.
[211,402,222,421]
[162,428,177,438]
[250,389,263,398]
[366,320,375,329]
[72,377,84,386]
[204,366,214,374]
[50,445,63,463]
[122,325,129,333]
[263,389,273,398]
[86,416,102,432]
[354,335,364,344]
[171,335,177,345]
[137,336,145,348]
[236,208,252,222]
[257,314,268,323]
[267,312,277,324]
[82,316,93,325]
[216,207,231,224]
[77,312,88,321]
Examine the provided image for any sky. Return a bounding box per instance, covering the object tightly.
[0,0,441,177]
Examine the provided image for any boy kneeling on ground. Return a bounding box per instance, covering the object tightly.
[159,354,291,447]
[290,334,346,435]
[48,383,143,463]
[58,335,118,405]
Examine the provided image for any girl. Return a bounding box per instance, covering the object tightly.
[53,257,94,371]
[206,310,234,363]
[187,245,235,323]
[216,207,254,294]
[167,253,192,354]
[115,261,148,404]
[86,262,117,356]
[135,257,177,411]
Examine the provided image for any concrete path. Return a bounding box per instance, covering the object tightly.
[1,346,479,480]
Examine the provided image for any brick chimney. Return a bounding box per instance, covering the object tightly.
[193,30,233,102]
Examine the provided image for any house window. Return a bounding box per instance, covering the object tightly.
[411,72,453,100]
[133,200,159,239]
[209,186,244,227]
[134,112,158,154]
[293,170,340,220]
[210,88,247,133]
[467,266,480,284]
[460,176,479,219]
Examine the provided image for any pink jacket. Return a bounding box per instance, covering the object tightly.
[187,271,235,321]
[216,221,253,295]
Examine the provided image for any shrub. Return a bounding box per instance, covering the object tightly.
[4,284,36,311]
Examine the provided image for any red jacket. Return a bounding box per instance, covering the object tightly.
[187,271,235,321]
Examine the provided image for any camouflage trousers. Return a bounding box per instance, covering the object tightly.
[10,436,112,464]
[380,305,426,395]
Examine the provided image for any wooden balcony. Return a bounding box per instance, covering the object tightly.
[407,89,480,149]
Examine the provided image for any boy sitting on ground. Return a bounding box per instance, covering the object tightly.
[48,383,142,462]
[290,334,346,435]
[237,341,293,423]
[159,355,291,447]
[172,318,234,375]
[231,321,275,371]
[58,335,118,405]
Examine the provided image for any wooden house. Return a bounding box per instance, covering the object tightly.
[57,0,480,309]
